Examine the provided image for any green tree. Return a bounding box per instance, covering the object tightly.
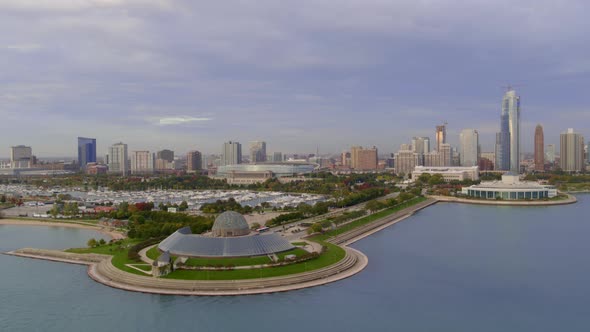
[87,238,98,248]
[99,238,106,245]
[365,200,385,213]
[179,201,189,211]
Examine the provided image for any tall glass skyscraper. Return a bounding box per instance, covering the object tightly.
[77,137,96,170]
[495,89,520,172]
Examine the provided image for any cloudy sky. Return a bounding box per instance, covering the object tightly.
[1,0,589,158]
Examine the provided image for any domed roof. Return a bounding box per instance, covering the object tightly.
[211,211,250,237]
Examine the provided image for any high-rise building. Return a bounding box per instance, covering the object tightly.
[505,89,521,172]
[249,141,267,163]
[350,146,378,170]
[460,129,479,167]
[411,137,430,155]
[156,149,174,163]
[435,124,446,152]
[341,152,351,167]
[495,89,520,172]
[560,128,585,172]
[107,142,128,175]
[130,151,154,174]
[395,149,419,175]
[186,150,202,172]
[411,136,430,165]
[273,152,283,163]
[222,141,242,166]
[77,137,96,170]
[534,125,544,171]
[545,144,556,163]
[10,145,33,168]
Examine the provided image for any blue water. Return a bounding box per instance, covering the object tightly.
[1,195,589,332]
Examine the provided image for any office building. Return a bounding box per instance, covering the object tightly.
[187,150,202,172]
[495,89,521,172]
[395,149,419,175]
[130,151,154,174]
[107,142,129,175]
[10,145,33,168]
[249,141,267,163]
[273,152,283,163]
[412,137,430,155]
[77,137,96,170]
[222,141,242,166]
[560,128,585,172]
[412,136,430,165]
[350,146,378,170]
[156,149,174,163]
[459,129,479,167]
[546,144,556,163]
[534,125,544,171]
[341,152,351,167]
[435,124,446,152]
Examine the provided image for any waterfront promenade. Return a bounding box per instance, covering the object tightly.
[430,194,577,206]
[3,193,579,296]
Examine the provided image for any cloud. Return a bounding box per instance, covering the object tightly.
[4,44,42,52]
[157,116,213,126]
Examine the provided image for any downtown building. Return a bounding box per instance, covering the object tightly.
[130,151,154,174]
[155,149,175,171]
[495,89,521,172]
[459,129,479,167]
[186,150,202,173]
[222,141,242,166]
[249,141,267,163]
[10,145,33,168]
[534,125,544,171]
[107,142,129,175]
[394,148,419,176]
[77,137,96,170]
[560,128,585,172]
[350,146,378,170]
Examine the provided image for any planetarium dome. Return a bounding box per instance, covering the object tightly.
[212,211,250,237]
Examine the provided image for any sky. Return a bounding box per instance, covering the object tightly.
[1,0,589,158]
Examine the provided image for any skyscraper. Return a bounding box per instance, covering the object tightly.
[495,89,520,172]
[107,142,128,175]
[435,124,446,152]
[273,152,283,163]
[156,149,174,163]
[534,125,544,171]
[560,128,585,172]
[460,129,479,167]
[249,141,267,163]
[545,144,556,163]
[130,151,154,174]
[77,137,96,170]
[411,136,430,165]
[350,146,378,170]
[222,141,242,166]
[10,145,33,168]
[186,150,202,172]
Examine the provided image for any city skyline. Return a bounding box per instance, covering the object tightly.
[1,1,589,157]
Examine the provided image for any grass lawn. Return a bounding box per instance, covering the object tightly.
[148,246,310,267]
[66,239,148,276]
[322,196,427,238]
[163,240,344,280]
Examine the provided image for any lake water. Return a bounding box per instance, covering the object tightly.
[1,195,589,332]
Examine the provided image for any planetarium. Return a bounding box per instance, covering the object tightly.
[157,211,294,258]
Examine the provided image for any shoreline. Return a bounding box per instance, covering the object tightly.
[0,219,125,240]
[429,194,577,206]
[2,194,580,296]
